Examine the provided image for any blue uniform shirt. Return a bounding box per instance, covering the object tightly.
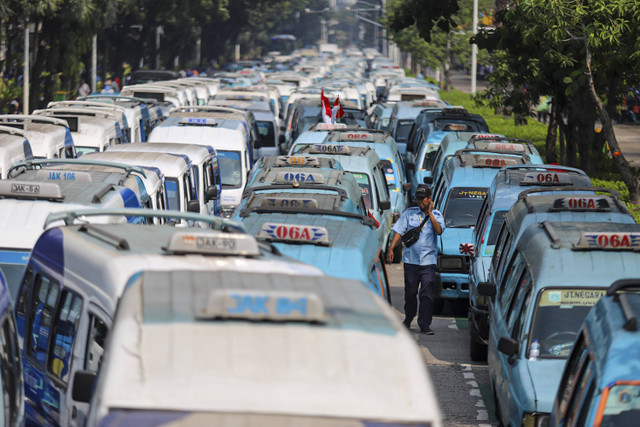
[392,206,445,266]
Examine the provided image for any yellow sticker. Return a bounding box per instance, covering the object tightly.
[539,289,606,307]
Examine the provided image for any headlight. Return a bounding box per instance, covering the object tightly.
[522,412,550,427]
[220,206,237,219]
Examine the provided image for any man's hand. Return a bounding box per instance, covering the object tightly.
[428,200,434,214]
[386,249,394,264]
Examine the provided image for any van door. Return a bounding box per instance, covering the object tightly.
[69,304,111,427]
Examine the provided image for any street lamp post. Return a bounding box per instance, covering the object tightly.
[304,7,330,45]
[471,0,478,94]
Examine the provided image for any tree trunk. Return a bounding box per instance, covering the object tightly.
[444,37,451,91]
[545,108,558,164]
[584,38,638,201]
[557,106,567,164]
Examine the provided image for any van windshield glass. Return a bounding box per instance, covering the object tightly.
[0,250,30,298]
[602,385,640,425]
[443,187,488,228]
[164,178,180,211]
[352,172,372,209]
[218,150,242,188]
[257,121,276,147]
[75,146,99,157]
[529,288,606,358]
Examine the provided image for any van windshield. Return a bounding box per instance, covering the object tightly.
[218,150,242,188]
[529,288,606,358]
[443,187,488,228]
[256,121,276,147]
[602,384,640,425]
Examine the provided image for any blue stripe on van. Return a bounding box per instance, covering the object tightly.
[0,251,30,265]
[31,228,64,277]
[63,128,74,148]
[24,139,33,159]
[120,188,140,209]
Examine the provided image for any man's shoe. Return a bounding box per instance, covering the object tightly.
[420,326,435,335]
[403,319,411,329]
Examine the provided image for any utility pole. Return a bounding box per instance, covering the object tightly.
[23,22,29,114]
[471,0,478,94]
[91,35,97,93]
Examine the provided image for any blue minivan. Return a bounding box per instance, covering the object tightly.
[482,221,640,427]
[550,279,640,427]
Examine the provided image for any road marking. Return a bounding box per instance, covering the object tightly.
[449,318,458,329]
[460,364,493,425]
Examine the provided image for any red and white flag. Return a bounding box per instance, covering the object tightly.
[321,88,332,124]
[331,96,345,123]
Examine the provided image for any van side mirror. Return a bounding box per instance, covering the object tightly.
[477,282,497,297]
[498,337,519,358]
[187,200,200,213]
[423,176,433,185]
[379,200,391,211]
[205,185,218,202]
[72,370,97,403]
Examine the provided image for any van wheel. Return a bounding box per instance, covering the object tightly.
[392,243,402,263]
[469,313,488,361]
[432,297,444,315]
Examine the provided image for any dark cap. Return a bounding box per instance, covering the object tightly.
[415,184,431,200]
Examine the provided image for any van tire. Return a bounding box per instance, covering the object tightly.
[432,297,444,315]
[469,313,488,361]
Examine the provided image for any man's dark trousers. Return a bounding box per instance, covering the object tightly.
[404,263,437,329]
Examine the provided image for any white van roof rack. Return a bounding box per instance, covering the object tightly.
[9,159,147,180]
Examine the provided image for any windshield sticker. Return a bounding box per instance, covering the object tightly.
[540,289,606,307]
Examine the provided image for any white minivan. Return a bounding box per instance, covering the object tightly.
[0,114,75,159]
[148,116,250,217]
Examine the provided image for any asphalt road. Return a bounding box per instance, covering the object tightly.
[386,263,497,427]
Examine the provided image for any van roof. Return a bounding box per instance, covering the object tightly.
[149,122,246,150]
[98,269,438,422]
[517,222,640,288]
[586,284,640,386]
[109,142,215,162]
[31,223,322,315]
[82,151,190,177]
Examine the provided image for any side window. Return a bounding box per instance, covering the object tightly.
[190,166,199,199]
[27,274,60,366]
[373,166,389,202]
[566,364,595,427]
[0,316,21,426]
[183,173,192,204]
[510,289,532,341]
[499,252,525,312]
[48,290,83,383]
[506,270,532,329]
[495,233,514,284]
[556,334,589,421]
[492,223,509,271]
[16,267,35,337]
[573,376,597,427]
[84,314,108,372]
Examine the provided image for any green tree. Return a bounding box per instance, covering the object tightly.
[476,0,640,201]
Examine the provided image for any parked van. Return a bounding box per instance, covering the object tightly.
[483,222,640,427]
[0,269,23,426]
[0,125,33,178]
[14,210,323,427]
[0,115,75,159]
[85,270,441,426]
[148,115,251,217]
[431,150,529,309]
[9,158,165,213]
[33,109,124,156]
[109,142,222,216]
[0,179,144,297]
[239,191,388,300]
[78,95,155,142]
[82,151,199,214]
[550,279,640,427]
[468,166,593,360]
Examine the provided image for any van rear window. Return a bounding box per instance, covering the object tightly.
[257,121,276,147]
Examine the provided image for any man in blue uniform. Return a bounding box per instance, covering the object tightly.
[387,184,445,334]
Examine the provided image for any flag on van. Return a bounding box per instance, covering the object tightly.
[332,96,345,123]
[321,89,332,124]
